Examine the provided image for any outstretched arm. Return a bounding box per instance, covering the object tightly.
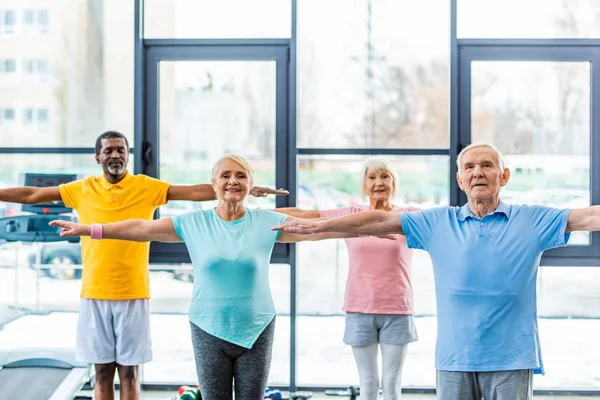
[275,215,398,242]
[272,210,403,237]
[167,184,289,201]
[272,207,321,218]
[0,186,61,204]
[566,206,600,233]
[49,218,181,243]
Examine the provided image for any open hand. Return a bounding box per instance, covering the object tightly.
[250,186,289,197]
[49,220,90,237]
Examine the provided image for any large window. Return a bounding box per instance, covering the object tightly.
[471,61,591,245]
[144,0,292,39]
[156,60,278,217]
[458,0,600,39]
[534,267,600,389]
[297,0,450,148]
[0,0,133,147]
[458,46,600,262]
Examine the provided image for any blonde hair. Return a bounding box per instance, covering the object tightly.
[211,153,255,188]
[360,157,398,199]
[457,142,506,172]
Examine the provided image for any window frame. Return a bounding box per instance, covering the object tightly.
[457,41,600,264]
[140,40,294,264]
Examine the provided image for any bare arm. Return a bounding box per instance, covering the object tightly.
[272,207,321,219]
[167,184,289,201]
[277,229,383,243]
[272,210,404,237]
[0,186,62,204]
[167,184,216,202]
[276,215,398,242]
[566,206,600,233]
[49,218,181,243]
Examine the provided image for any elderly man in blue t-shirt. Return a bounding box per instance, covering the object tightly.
[272,142,599,399]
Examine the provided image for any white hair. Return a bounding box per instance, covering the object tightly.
[359,157,399,199]
[211,153,255,188]
[456,142,506,172]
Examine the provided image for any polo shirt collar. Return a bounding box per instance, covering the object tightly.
[457,200,511,221]
[99,170,133,190]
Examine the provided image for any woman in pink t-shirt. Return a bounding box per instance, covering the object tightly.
[278,157,418,400]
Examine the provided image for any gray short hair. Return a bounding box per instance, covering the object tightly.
[360,157,398,199]
[456,143,506,172]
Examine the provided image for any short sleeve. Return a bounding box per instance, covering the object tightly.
[399,207,446,251]
[522,205,571,251]
[171,210,204,243]
[58,180,84,209]
[319,207,353,219]
[256,209,289,242]
[142,175,171,208]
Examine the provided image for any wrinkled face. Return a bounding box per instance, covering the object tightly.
[96,138,128,178]
[364,168,395,202]
[457,147,509,201]
[212,158,251,202]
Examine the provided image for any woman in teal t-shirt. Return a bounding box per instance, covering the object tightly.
[49,153,367,400]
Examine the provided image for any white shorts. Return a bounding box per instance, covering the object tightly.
[76,298,152,366]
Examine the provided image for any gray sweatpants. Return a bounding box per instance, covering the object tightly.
[436,369,533,400]
[190,318,275,400]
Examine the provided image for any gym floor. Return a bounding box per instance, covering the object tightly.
[134,391,598,399]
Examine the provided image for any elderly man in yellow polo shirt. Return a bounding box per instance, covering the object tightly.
[0,130,288,400]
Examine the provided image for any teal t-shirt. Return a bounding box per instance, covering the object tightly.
[171,207,287,348]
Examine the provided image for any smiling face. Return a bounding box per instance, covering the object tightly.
[211,157,252,203]
[456,146,510,202]
[95,138,128,180]
[363,168,395,202]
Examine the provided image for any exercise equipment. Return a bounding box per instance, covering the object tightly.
[265,387,282,399]
[266,388,312,400]
[325,386,360,399]
[0,348,92,400]
[177,385,201,400]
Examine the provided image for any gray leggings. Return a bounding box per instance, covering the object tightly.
[190,318,275,400]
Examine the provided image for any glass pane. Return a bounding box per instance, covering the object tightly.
[296,155,447,386]
[141,263,290,386]
[158,61,277,216]
[144,0,291,38]
[470,61,590,245]
[0,0,134,146]
[458,0,600,38]
[535,267,600,389]
[297,0,450,148]
[297,315,438,388]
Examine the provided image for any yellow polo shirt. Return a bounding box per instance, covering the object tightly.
[59,172,171,300]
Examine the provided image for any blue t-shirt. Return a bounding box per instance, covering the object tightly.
[171,207,288,348]
[400,202,570,374]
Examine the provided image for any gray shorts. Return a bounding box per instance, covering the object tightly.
[436,369,533,400]
[343,312,418,347]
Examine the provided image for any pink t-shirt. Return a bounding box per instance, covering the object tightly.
[320,205,418,314]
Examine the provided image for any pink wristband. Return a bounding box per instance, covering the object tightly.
[90,224,103,240]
